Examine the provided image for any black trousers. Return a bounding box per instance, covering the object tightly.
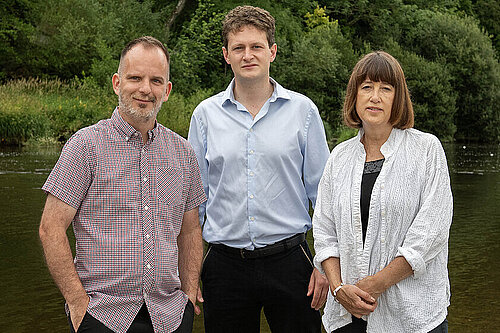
[68,301,194,333]
[201,240,322,333]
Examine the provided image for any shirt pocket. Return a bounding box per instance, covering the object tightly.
[157,167,183,206]
[157,167,185,237]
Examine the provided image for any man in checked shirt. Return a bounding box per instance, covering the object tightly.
[39,36,206,333]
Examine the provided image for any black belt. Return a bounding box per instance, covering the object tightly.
[209,233,306,259]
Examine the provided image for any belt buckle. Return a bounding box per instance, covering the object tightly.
[240,248,246,259]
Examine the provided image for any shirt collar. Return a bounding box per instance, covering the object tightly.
[111,107,159,142]
[356,127,404,158]
[221,77,291,107]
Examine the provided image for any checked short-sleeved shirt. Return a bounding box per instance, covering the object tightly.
[43,108,206,333]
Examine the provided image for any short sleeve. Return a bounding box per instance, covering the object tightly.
[42,132,93,209]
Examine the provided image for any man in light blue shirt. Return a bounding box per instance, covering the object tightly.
[188,5,330,332]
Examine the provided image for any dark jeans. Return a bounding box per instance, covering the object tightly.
[201,240,322,333]
[332,317,448,333]
[68,301,194,333]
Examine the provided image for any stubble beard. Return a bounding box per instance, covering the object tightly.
[118,91,163,122]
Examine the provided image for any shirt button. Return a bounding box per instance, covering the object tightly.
[249,128,253,132]
[381,184,385,189]
[146,264,151,269]
[143,177,148,182]
[146,234,150,239]
[134,132,139,137]
[381,211,385,217]
[249,150,254,154]
[249,217,255,221]
[249,194,254,199]
[249,171,254,176]
[144,206,149,210]
[125,136,129,141]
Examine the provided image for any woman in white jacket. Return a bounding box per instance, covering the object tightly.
[313,51,452,333]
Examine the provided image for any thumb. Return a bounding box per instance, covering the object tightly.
[197,286,204,303]
[307,271,315,296]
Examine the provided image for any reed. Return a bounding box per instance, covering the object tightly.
[0,78,114,145]
[0,78,212,145]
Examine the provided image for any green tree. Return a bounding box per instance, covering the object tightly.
[472,0,500,56]
[28,0,167,83]
[170,0,227,96]
[0,0,38,80]
[383,40,457,140]
[401,10,500,141]
[274,20,356,131]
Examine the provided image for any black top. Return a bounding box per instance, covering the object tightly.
[360,158,384,243]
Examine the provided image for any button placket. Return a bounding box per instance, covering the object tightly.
[247,127,256,240]
[140,145,155,291]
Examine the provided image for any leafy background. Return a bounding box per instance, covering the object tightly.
[1,0,499,144]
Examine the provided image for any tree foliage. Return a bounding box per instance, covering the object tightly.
[274,21,356,128]
[0,0,499,142]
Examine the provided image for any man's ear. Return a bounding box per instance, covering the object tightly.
[270,43,277,63]
[222,47,230,64]
[163,81,173,102]
[112,73,120,96]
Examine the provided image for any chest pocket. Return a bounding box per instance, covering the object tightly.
[157,166,183,206]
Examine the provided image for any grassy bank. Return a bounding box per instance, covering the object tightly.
[0,78,115,145]
[0,78,354,146]
[0,78,215,145]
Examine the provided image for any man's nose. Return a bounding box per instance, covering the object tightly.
[138,79,152,95]
[243,48,254,60]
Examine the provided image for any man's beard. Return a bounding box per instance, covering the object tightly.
[118,91,163,121]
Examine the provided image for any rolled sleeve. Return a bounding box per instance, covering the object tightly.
[312,156,339,274]
[396,136,453,279]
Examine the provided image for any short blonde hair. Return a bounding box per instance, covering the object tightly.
[343,51,414,129]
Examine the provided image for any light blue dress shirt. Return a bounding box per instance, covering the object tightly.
[188,78,330,249]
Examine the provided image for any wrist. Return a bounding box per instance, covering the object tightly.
[332,283,344,303]
[372,273,389,293]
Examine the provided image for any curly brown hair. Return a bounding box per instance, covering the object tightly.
[222,6,275,49]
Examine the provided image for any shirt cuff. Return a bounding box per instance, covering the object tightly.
[397,246,426,278]
[313,247,339,274]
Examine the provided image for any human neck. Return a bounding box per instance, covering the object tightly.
[118,108,155,144]
[233,76,274,118]
[361,125,393,161]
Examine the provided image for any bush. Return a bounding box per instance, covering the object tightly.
[157,89,214,138]
[400,10,500,141]
[274,21,357,133]
[382,40,457,141]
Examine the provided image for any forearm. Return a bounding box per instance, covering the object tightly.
[39,195,87,306]
[39,223,87,305]
[374,256,413,291]
[357,256,413,298]
[177,209,203,301]
[321,256,342,289]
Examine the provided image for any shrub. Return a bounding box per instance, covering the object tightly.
[400,10,500,141]
[158,89,214,138]
[274,22,357,133]
[382,40,457,141]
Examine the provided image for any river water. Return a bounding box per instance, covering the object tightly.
[0,143,498,332]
